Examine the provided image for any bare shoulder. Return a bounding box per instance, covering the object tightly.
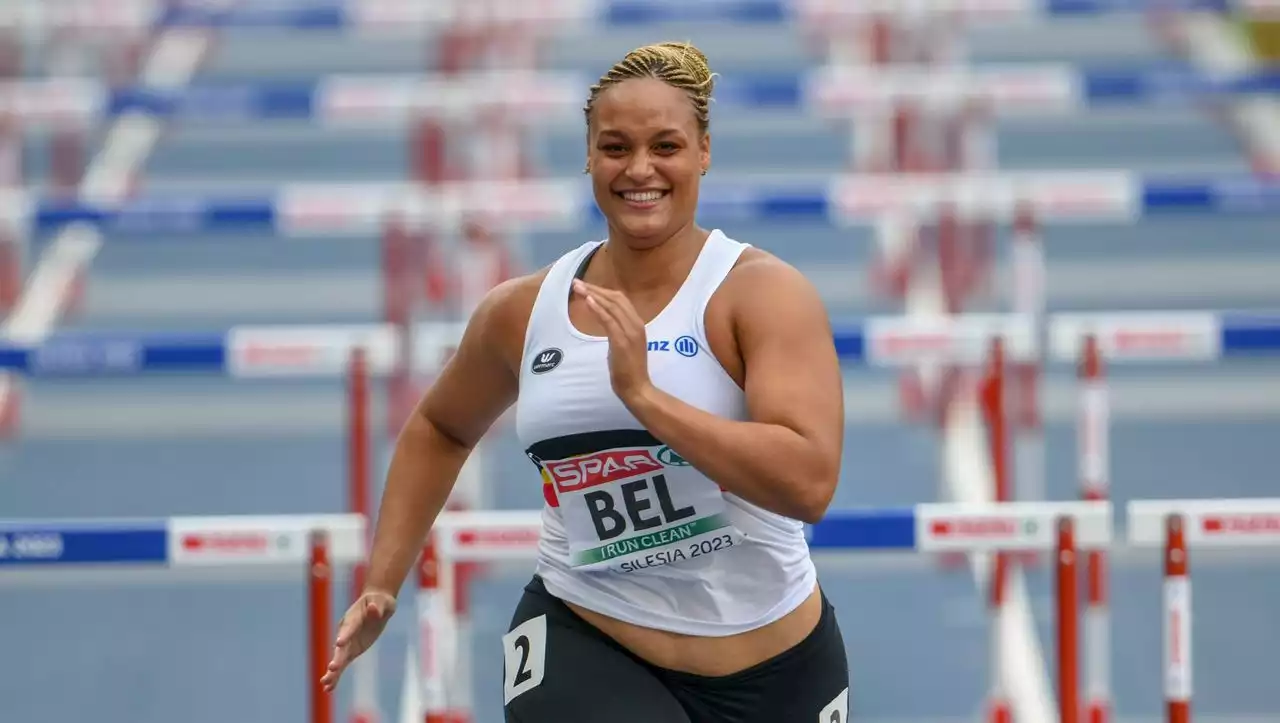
[719,247,831,330]
[469,265,551,373]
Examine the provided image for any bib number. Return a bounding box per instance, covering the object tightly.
[819,687,849,723]
[541,444,745,573]
[502,615,547,705]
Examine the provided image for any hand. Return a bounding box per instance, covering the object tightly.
[572,278,653,406]
[320,588,397,692]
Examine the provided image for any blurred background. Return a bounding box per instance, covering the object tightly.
[1,1,1279,722]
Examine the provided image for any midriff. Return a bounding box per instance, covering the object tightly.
[564,582,822,677]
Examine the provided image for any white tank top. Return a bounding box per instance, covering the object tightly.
[514,229,818,637]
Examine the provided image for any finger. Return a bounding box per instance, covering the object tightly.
[580,286,636,333]
[578,281,646,330]
[323,653,348,689]
[584,295,626,339]
[334,617,358,646]
[335,602,369,645]
[321,667,342,692]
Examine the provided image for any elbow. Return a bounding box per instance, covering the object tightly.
[794,484,835,525]
[791,467,838,526]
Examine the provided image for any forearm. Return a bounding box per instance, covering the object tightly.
[627,385,835,523]
[363,414,470,595]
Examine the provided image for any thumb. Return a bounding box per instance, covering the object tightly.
[364,591,394,620]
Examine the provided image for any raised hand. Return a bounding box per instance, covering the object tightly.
[572,278,654,406]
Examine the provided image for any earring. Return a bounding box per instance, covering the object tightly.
[701,168,708,176]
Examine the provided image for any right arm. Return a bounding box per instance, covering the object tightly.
[323,272,537,692]
[362,272,536,597]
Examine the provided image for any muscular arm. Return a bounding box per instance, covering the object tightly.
[626,255,844,524]
[362,275,534,595]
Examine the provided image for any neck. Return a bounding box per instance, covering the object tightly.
[600,221,710,293]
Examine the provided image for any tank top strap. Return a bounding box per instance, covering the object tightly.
[677,230,751,340]
[523,240,603,360]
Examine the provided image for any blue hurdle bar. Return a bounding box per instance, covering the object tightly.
[0,514,366,567]
[145,0,1280,29]
[14,172,1280,237]
[7,65,1280,123]
[0,502,1111,567]
[0,312,1277,377]
[6,0,1272,33]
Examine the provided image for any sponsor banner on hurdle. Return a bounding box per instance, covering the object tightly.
[828,170,1140,222]
[1128,499,1280,547]
[273,179,585,236]
[227,324,401,378]
[315,71,585,125]
[432,511,544,563]
[1049,312,1222,362]
[227,321,466,378]
[915,501,1112,552]
[863,313,1037,367]
[168,515,366,566]
[807,65,1083,116]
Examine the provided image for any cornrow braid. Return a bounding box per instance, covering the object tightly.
[584,41,717,135]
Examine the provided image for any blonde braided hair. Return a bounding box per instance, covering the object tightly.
[584,41,718,136]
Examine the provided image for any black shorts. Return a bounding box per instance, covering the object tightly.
[501,575,850,723]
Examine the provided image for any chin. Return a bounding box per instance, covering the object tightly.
[611,214,674,246]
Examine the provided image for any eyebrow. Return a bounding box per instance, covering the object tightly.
[596,128,682,141]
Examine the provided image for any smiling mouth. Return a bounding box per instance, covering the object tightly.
[616,190,669,205]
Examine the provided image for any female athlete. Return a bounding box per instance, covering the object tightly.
[322,41,850,723]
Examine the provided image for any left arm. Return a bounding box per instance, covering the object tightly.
[573,257,844,524]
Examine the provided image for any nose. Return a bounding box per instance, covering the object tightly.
[624,149,655,182]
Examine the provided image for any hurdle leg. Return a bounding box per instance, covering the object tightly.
[987,549,1012,723]
[1057,518,1080,723]
[346,348,381,723]
[1079,334,1111,722]
[1164,515,1191,723]
[310,530,335,723]
[417,538,454,723]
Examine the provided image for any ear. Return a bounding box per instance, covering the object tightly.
[699,132,711,173]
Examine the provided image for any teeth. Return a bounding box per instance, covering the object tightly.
[622,191,664,202]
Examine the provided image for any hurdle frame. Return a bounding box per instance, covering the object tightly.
[1127,497,1280,723]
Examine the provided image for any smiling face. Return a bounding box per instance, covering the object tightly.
[586,76,710,249]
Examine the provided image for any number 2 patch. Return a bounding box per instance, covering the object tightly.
[819,687,849,723]
[502,614,548,705]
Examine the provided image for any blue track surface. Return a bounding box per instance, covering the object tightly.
[3,9,1280,723]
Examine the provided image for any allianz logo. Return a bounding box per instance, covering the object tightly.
[646,335,700,358]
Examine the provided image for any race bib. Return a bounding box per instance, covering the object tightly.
[527,430,744,573]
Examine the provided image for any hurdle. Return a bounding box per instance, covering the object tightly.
[0,513,365,723]
[1125,498,1280,723]
[0,502,1107,723]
